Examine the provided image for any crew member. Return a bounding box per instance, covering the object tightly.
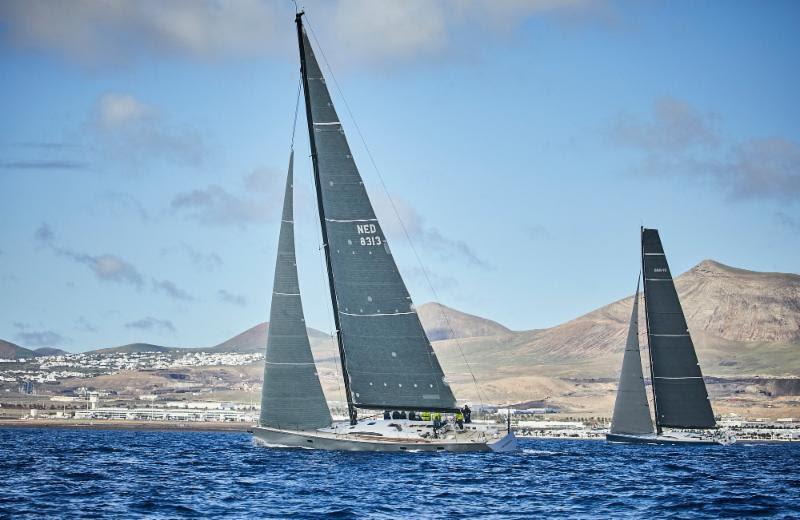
[455,410,464,430]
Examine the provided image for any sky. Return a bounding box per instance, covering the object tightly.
[1,0,798,352]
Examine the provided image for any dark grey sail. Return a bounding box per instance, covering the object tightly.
[260,151,332,430]
[610,278,654,435]
[641,228,715,429]
[296,15,457,413]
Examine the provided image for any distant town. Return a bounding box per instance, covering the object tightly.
[1,349,798,443]
[0,350,263,385]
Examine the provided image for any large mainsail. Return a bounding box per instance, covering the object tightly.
[641,228,715,429]
[260,151,332,430]
[296,15,457,414]
[610,278,654,435]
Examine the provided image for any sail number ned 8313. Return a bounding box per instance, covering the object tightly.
[356,223,382,246]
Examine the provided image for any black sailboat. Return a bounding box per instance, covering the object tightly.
[252,12,516,452]
[607,228,734,445]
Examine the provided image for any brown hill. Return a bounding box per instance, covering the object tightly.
[208,323,332,354]
[33,347,68,356]
[434,260,800,383]
[416,302,511,340]
[0,339,36,359]
[425,259,800,415]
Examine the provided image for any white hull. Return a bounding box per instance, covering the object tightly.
[607,431,735,446]
[252,419,517,453]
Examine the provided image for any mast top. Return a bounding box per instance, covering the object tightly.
[295,10,305,23]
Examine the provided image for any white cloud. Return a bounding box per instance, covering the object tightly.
[89,92,205,168]
[610,96,718,152]
[125,317,176,333]
[170,184,272,228]
[152,279,195,301]
[217,289,247,307]
[0,0,609,67]
[13,323,66,347]
[95,93,154,129]
[611,97,800,203]
[0,0,284,65]
[374,195,492,269]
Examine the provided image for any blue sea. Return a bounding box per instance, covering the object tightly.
[1,428,798,519]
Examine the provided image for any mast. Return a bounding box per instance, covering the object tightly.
[641,226,662,435]
[295,11,357,425]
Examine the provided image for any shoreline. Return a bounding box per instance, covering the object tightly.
[0,419,253,433]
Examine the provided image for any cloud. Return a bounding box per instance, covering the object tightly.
[0,0,609,67]
[611,97,800,203]
[94,93,153,128]
[125,316,176,333]
[610,96,718,153]
[245,166,284,193]
[776,211,800,234]
[93,192,151,222]
[152,279,195,301]
[75,317,98,333]
[34,223,54,244]
[0,0,284,65]
[525,225,552,240]
[721,138,800,201]
[64,252,145,288]
[404,267,460,293]
[0,160,88,171]
[170,184,273,227]
[13,141,81,150]
[217,289,247,307]
[161,243,223,271]
[374,196,492,270]
[13,323,66,347]
[89,93,204,168]
[35,223,145,288]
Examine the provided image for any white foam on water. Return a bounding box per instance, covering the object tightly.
[522,448,561,455]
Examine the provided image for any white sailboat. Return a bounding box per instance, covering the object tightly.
[252,12,516,453]
[606,228,734,445]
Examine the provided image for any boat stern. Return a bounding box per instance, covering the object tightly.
[488,430,518,452]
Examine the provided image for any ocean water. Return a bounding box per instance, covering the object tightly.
[1,428,798,519]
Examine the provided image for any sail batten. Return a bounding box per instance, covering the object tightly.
[610,278,654,435]
[642,228,715,429]
[260,151,332,431]
[297,19,457,412]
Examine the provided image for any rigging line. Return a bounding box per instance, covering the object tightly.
[290,77,302,149]
[303,15,486,408]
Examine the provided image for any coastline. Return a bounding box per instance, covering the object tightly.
[0,419,253,433]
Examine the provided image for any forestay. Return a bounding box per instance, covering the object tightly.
[260,152,333,430]
[610,278,654,435]
[642,228,715,429]
[298,26,457,411]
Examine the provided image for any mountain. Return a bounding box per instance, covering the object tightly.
[0,339,36,359]
[33,347,68,356]
[208,323,269,353]
[416,302,511,340]
[207,323,331,354]
[434,260,800,382]
[22,259,799,418]
[91,343,175,355]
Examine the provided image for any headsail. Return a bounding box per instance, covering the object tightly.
[296,15,457,413]
[610,277,654,435]
[260,151,332,430]
[641,228,715,429]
